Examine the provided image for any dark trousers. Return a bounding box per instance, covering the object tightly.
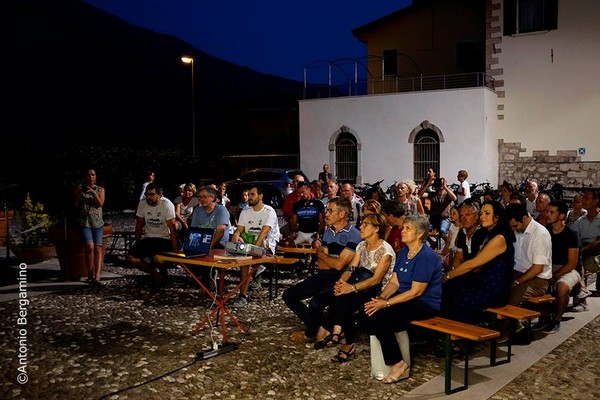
[368,299,438,365]
[282,269,340,338]
[331,286,377,344]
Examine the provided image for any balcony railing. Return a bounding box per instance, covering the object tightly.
[303,72,495,99]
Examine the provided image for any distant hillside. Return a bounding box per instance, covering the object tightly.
[3,0,304,152]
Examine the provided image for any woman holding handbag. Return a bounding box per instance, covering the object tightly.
[314,212,395,363]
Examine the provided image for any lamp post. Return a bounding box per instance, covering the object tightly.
[181,56,196,158]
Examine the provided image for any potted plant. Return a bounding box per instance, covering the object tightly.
[10,193,57,263]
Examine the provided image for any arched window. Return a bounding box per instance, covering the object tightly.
[335,131,358,183]
[413,129,440,182]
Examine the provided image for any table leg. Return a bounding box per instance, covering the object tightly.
[182,264,256,341]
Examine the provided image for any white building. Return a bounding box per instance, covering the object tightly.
[299,0,600,189]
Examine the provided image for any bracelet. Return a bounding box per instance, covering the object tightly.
[352,284,358,293]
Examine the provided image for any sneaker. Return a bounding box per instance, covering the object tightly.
[576,288,591,300]
[515,320,525,333]
[232,295,248,308]
[542,320,560,334]
[249,275,262,290]
[571,303,589,312]
[255,264,266,277]
[531,316,551,332]
[497,335,509,344]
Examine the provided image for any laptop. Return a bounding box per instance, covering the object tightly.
[163,226,214,258]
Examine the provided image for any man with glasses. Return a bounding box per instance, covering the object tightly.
[126,183,178,287]
[284,198,362,344]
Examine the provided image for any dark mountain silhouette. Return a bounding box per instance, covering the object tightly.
[3,0,304,157]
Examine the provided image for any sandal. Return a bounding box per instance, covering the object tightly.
[331,344,355,363]
[382,360,410,384]
[314,332,344,350]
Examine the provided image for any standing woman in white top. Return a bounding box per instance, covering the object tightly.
[456,170,471,204]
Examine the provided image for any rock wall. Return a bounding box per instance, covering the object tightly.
[498,139,600,199]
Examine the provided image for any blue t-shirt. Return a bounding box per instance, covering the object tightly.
[394,244,442,310]
[190,203,231,248]
[322,223,362,257]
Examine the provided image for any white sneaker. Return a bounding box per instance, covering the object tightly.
[255,264,266,277]
[233,295,248,308]
[576,288,591,300]
[571,303,589,312]
[249,276,262,290]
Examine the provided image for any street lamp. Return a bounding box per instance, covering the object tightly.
[181,55,196,158]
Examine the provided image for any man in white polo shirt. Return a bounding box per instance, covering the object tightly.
[505,203,552,306]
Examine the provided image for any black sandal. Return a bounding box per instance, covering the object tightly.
[331,345,355,363]
[314,332,344,350]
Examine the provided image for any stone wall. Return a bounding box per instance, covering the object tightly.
[498,139,600,198]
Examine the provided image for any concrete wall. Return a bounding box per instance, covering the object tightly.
[493,0,600,160]
[299,87,498,187]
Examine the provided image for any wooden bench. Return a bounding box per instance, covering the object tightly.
[264,257,300,300]
[485,304,540,365]
[410,316,500,394]
[276,245,318,275]
[525,294,556,305]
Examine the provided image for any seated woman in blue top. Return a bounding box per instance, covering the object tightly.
[364,214,442,384]
[441,200,515,324]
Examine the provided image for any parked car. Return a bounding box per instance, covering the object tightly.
[225,168,308,209]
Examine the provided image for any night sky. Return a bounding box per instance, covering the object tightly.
[82,0,412,82]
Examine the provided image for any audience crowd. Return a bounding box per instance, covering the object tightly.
[121,166,600,384]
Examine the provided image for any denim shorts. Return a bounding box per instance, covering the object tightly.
[82,226,104,246]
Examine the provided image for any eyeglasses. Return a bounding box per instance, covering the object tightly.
[144,192,158,197]
[325,208,340,214]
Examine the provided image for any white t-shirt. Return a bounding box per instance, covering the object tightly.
[136,197,176,239]
[237,204,280,253]
[457,181,471,204]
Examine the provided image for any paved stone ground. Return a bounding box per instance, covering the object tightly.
[1,211,598,399]
[1,262,598,400]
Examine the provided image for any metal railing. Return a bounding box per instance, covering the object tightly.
[303,72,495,99]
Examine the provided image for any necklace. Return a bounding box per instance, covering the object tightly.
[406,244,423,260]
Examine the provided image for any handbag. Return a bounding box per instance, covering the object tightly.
[348,267,375,284]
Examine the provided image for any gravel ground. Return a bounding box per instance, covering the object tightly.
[1,212,599,399]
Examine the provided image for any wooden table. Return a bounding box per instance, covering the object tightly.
[155,250,297,342]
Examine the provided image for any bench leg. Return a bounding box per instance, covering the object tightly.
[444,334,469,394]
[490,318,512,366]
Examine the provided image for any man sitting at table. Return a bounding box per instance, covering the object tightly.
[127,183,179,287]
[230,186,280,307]
[283,197,362,344]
